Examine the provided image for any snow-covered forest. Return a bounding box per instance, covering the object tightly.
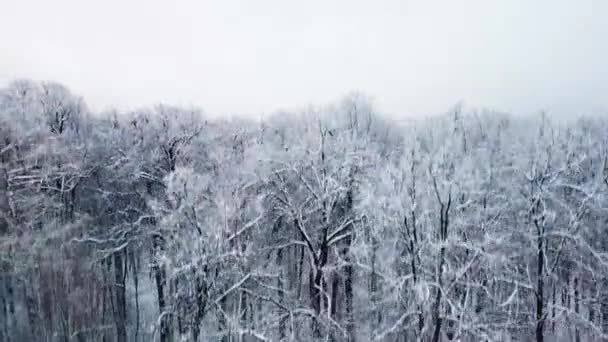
[1,79,608,342]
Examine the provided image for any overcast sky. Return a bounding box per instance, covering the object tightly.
[1,0,607,117]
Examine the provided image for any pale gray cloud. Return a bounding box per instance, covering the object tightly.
[1,0,607,117]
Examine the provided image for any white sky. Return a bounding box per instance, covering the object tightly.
[1,0,607,117]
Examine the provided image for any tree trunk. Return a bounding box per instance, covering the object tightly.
[574,277,580,342]
[601,279,608,335]
[309,267,323,338]
[1,276,8,342]
[370,239,385,335]
[431,195,450,342]
[431,245,446,342]
[153,237,171,342]
[219,295,229,342]
[551,282,556,333]
[113,252,127,342]
[192,271,207,342]
[345,254,355,342]
[132,255,140,342]
[535,236,545,342]
[277,249,287,341]
[310,231,329,338]
[329,272,340,342]
[589,283,596,330]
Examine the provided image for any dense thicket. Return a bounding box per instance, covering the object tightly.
[1,80,608,342]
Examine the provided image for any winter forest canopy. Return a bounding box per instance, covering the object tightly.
[1,79,608,342]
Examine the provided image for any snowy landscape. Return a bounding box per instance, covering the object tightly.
[1,81,608,341]
[2,1,608,341]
